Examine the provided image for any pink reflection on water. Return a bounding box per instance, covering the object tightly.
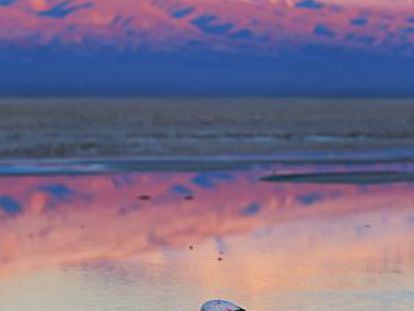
[0,165,413,283]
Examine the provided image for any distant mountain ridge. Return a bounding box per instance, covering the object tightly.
[0,0,413,55]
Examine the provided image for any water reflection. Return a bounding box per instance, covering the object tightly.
[0,164,414,310]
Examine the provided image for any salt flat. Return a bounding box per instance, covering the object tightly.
[0,97,413,158]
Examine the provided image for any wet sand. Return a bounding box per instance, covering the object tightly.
[0,97,414,158]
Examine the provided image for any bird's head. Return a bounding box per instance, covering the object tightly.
[201,300,246,311]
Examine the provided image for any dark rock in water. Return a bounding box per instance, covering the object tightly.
[261,171,414,185]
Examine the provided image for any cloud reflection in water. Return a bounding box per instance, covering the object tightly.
[0,165,413,310]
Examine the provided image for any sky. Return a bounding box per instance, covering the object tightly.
[1,0,414,96]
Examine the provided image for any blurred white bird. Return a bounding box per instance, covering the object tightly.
[201,300,246,311]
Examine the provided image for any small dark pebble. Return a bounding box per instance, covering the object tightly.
[189,245,194,250]
[364,224,372,228]
[184,195,194,201]
[217,257,223,261]
[138,195,151,201]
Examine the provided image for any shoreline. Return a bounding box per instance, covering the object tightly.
[0,147,413,176]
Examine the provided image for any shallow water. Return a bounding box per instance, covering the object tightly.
[0,160,414,310]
